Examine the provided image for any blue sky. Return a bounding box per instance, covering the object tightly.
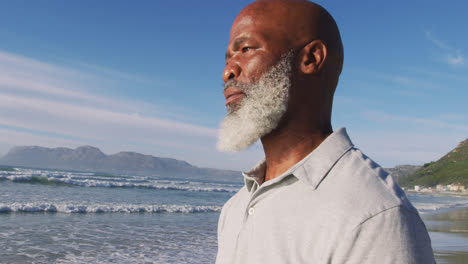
[0,0,466,170]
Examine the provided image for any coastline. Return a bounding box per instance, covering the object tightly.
[422,206,468,264]
[406,189,468,197]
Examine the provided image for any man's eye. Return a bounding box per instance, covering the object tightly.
[242,47,252,52]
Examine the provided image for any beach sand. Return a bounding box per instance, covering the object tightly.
[422,207,468,264]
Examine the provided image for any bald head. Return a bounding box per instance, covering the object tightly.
[237,0,343,80]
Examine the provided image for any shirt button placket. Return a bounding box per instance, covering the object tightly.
[248,207,255,215]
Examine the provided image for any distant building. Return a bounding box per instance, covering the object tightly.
[449,184,465,192]
[414,185,421,192]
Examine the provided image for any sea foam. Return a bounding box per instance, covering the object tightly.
[0,202,222,214]
[0,168,240,193]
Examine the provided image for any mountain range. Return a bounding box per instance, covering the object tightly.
[384,165,422,183]
[2,137,467,187]
[0,145,242,182]
[399,138,468,187]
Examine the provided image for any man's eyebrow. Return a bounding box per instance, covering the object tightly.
[225,37,249,59]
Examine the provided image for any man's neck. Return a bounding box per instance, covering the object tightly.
[261,126,331,183]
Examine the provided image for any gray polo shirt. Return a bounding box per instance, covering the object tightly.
[216,128,434,264]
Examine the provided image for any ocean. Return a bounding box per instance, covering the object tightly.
[1,167,468,263]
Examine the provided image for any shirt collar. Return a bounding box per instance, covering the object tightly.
[243,127,354,191]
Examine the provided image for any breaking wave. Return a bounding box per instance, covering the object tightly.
[0,168,241,193]
[0,202,222,214]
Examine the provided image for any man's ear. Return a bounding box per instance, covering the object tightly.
[299,40,327,75]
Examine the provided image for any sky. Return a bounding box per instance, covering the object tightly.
[0,0,467,171]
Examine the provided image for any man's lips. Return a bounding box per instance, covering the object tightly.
[224,87,245,106]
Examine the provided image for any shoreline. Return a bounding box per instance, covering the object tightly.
[421,206,468,264]
[406,189,468,197]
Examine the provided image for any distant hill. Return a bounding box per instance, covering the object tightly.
[385,165,422,184]
[399,138,468,187]
[0,145,242,182]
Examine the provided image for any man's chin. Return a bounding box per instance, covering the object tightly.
[226,102,242,114]
[216,113,260,153]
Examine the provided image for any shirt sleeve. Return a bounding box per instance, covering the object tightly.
[332,206,435,264]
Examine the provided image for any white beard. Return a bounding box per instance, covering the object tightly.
[217,53,293,152]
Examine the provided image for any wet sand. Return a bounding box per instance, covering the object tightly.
[422,207,468,264]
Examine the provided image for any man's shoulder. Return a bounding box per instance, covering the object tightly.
[220,185,249,214]
[217,185,249,235]
[318,147,419,225]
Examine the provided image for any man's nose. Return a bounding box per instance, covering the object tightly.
[223,62,241,83]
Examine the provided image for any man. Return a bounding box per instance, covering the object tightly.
[216,0,435,263]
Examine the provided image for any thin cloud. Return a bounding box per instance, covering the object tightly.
[0,50,223,166]
[424,30,464,66]
[73,61,161,86]
[447,50,464,66]
[0,92,216,142]
[0,73,112,106]
[362,110,468,132]
[0,51,79,77]
[424,30,452,50]
[0,50,170,115]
